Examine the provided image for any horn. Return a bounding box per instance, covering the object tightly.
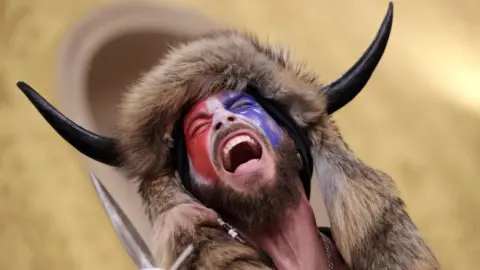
[323,2,393,114]
[17,81,121,166]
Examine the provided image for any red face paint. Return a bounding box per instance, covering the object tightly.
[183,97,219,184]
[183,91,283,185]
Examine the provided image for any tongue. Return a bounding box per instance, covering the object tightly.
[226,141,262,173]
[234,159,261,174]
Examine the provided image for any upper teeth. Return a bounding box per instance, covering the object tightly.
[223,135,256,155]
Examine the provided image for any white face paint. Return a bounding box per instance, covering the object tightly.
[183,91,283,186]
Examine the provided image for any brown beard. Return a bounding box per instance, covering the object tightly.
[192,132,303,231]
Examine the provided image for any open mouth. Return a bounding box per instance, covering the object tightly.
[221,134,263,173]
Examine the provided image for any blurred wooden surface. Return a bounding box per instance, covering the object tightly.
[1,0,479,269]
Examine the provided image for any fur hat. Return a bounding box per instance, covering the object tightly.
[17,3,392,208]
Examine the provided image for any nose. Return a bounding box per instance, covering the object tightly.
[212,110,238,131]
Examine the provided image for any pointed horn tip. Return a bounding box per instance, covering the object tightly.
[16,81,31,92]
[380,2,394,29]
[386,2,394,21]
[322,0,394,115]
[16,81,41,101]
[15,80,122,167]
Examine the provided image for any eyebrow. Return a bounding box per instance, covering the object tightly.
[222,93,245,109]
[185,111,211,129]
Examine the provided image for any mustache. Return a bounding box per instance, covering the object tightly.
[212,122,251,155]
[211,122,269,163]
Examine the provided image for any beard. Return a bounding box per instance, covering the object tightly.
[192,131,303,232]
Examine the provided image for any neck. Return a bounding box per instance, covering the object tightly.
[242,194,328,270]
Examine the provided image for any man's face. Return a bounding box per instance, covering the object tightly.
[183,91,283,191]
[183,91,302,230]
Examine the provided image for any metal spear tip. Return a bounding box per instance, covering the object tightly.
[89,173,194,270]
[88,172,157,269]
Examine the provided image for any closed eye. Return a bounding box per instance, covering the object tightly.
[231,100,252,110]
[190,121,209,137]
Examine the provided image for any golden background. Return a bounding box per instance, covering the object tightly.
[1,0,479,269]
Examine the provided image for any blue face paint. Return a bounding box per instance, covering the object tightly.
[219,91,282,148]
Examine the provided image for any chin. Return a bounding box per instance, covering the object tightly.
[199,131,302,231]
[213,126,276,192]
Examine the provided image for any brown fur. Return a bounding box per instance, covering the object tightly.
[114,29,439,269]
[138,171,273,269]
[313,120,440,269]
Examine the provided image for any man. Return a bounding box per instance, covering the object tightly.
[178,89,348,269]
[17,2,440,269]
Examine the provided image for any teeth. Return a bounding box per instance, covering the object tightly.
[223,135,256,156]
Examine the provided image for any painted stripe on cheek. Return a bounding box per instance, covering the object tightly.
[184,98,219,184]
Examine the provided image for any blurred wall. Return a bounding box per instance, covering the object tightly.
[1,0,479,269]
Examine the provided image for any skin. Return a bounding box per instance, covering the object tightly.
[246,194,347,270]
[114,29,440,269]
[22,25,440,269]
[182,91,348,269]
[183,91,280,188]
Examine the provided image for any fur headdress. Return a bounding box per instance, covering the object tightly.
[18,4,396,266]
[19,2,392,187]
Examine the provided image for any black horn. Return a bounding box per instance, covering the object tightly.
[323,2,393,114]
[17,81,121,166]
